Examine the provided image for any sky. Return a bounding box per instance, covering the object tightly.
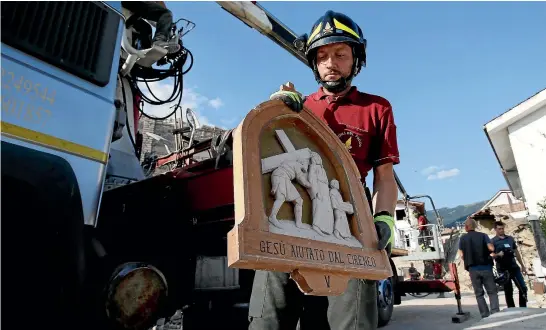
[143,1,546,209]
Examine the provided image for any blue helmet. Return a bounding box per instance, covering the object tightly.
[296,11,367,93]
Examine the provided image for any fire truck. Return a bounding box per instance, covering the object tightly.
[1,2,453,330]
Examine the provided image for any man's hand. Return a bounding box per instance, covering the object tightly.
[270,82,305,113]
[374,214,394,256]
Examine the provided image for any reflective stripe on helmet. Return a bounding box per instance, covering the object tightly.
[307,22,323,46]
[333,18,360,39]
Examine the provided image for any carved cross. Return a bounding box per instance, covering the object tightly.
[261,130,312,174]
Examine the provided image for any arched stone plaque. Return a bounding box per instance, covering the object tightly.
[228,99,392,296]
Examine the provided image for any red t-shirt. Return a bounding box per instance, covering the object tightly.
[304,86,400,178]
[418,215,427,230]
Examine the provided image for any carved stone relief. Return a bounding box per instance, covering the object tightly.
[262,129,362,248]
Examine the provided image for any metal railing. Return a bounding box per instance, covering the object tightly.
[397,224,444,255]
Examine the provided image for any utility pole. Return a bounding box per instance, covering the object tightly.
[528,214,546,269]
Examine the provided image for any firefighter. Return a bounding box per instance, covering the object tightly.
[247,10,399,330]
[418,212,428,245]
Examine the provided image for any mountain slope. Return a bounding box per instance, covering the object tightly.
[426,200,487,227]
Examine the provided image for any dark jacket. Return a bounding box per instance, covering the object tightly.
[459,231,493,271]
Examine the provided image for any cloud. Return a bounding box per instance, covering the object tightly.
[427,168,461,180]
[208,97,224,110]
[421,166,440,176]
[136,80,224,127]
[421,165,461,180]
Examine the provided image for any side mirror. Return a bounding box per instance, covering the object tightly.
[186,108,200,130]
[184,108,200,150]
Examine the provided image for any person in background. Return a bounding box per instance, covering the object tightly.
[423,260,434,279]
[409,262,420,280]
[418,212,429,246]
[458,217,499,318]
[418,212,428,229]
[433,260,446,298]
[491,220,528,308]
[433,260,443,279]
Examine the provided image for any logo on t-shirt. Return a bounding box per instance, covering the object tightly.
[338,131,363,152]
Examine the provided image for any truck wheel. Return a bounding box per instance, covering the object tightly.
[377,277,394,327]
[1,143,86,330]
[377,257,398,327]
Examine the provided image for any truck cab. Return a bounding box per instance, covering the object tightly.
[1,2,126,329]
[2,2,223,329]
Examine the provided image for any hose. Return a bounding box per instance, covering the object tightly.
[118,18,196,166]
[128,42,194,121]
[118,74,138,156]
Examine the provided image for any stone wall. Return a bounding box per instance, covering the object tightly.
[139,117,156,162]
[194,125,226,142]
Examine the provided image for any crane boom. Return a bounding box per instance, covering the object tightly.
[217,1,308,66]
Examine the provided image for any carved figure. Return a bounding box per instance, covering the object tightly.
[269,158,312,229]
[307,152,335,236]
[329,179,354,240]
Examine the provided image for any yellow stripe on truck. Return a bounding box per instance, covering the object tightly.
[1,121,108,164]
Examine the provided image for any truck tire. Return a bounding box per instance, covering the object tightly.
[377,258,397,327]
[377,277,394,327]
[1,142,86,330]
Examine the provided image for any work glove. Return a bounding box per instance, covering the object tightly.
[374,214,394,256]
[269,82,305,113]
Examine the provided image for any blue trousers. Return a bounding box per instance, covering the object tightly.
[503,267,528,308]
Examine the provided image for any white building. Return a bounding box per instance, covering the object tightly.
[484,88,546,218]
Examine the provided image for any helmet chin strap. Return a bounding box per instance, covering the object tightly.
[320,77,352,94]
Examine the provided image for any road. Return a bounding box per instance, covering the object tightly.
[183,290,544,329]
[384,291,545,330]
[385,293,486,330]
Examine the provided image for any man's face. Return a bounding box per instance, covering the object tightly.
[495,225,505,236]
[315,43,354,81]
